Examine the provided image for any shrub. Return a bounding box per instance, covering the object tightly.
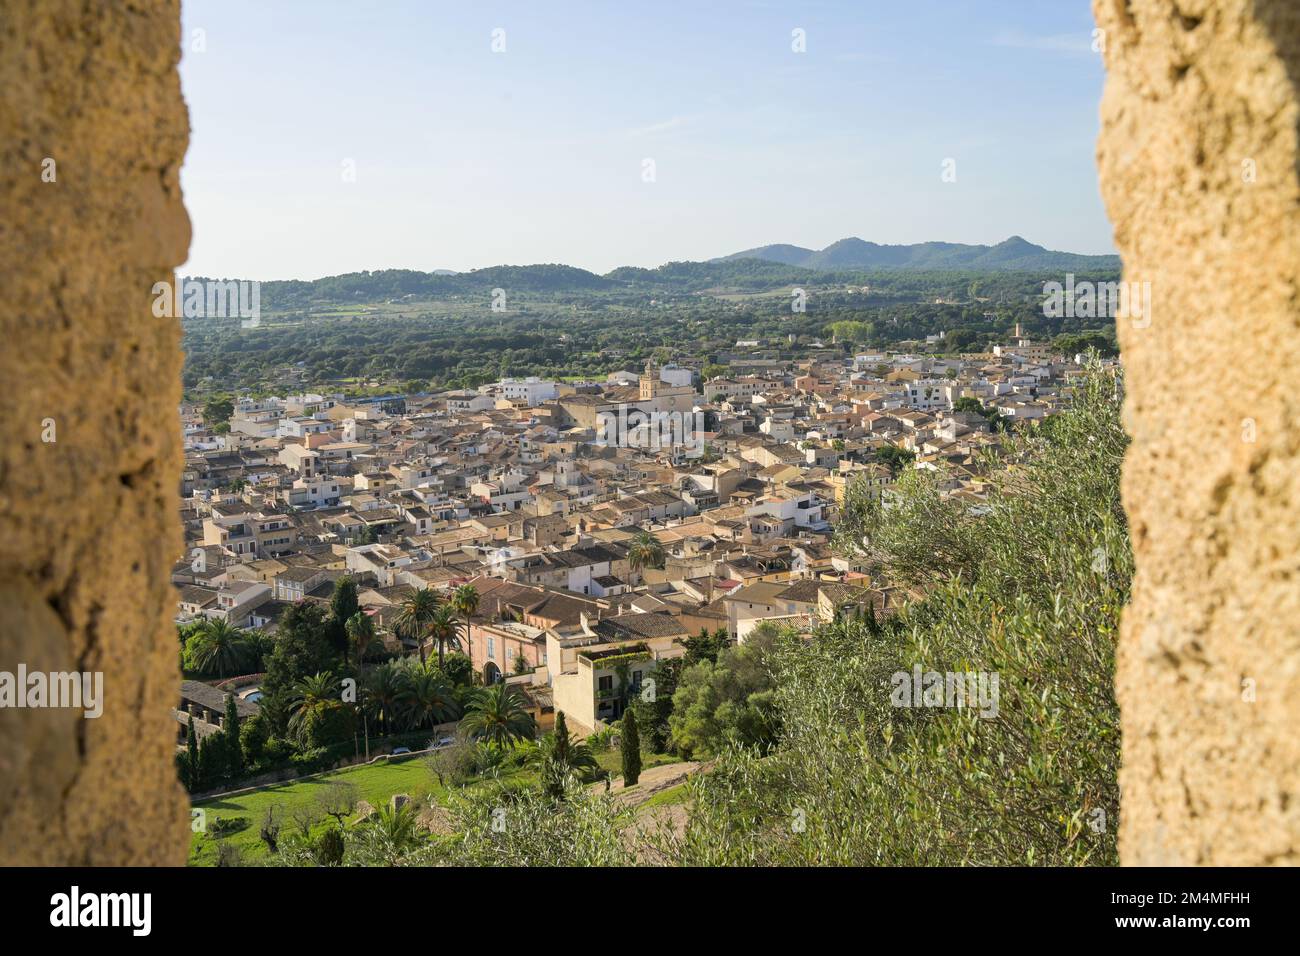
[215,842,242,867]
[471,742,507,776]
[261,735,293,766]
[424,731,478,788]
[433,781,634,867]
[314,827,345,866]
[209,816,250,838]
[240,713,270,767]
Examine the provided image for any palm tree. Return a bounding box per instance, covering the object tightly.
[346,610,380,760]
[428,605,460,671]
[362,802,422,865]
[363,661,409,736]
[345,610,379,674]
[400,665,460,730]
[449,584,480,677]
[626,531,665,578]
[287,671,340,748]
[189,618,251,677]
[460,683,536,750]
[395,587,441,665]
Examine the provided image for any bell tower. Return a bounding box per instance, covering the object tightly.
[639,358,660,401]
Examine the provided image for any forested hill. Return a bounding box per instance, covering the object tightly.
[186,246,1120,314]
[186,261,826,310]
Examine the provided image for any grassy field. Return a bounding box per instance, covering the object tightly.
[640,782,691,808]
[593,749,676,778]
[189,754,452,866]
[189,747,680,866]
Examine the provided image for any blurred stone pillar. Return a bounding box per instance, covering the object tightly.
[1094,0,1300,864]
[0,0,190,863]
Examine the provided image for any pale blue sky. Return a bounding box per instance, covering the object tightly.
[178,0,1112,280]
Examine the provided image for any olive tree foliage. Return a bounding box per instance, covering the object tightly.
[423,728,478,788]
[275,800,429,868]
[315,780,634,868]
[834,466,982,586]
[667,625,782,758]
[316,781,360,827]
[652,364,1129,865]
[429,780,635,867]
[278,778,634,867]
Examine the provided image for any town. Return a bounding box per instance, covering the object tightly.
[173,321,1106,844]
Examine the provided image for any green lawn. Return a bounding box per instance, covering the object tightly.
[592,748,677,780]
[190,747,683,866]
[189,754,462,866]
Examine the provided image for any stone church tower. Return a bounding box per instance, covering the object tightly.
[639,358,661,402]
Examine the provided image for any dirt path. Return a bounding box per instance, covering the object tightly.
[591,760,701,807]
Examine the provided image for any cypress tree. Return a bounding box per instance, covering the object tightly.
[223,692,243,778]
[329,576,360,657]
[553,711,571,766]
[197,734,222,789]
[542,710,572,799]
[620,709,641,787]
[186,716,200,789]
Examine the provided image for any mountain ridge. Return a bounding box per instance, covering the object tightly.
[181,238,1121,311]
[716,235,1120,271]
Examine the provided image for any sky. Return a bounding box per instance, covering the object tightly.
[178,0,1113,280]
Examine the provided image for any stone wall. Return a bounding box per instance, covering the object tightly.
[0,0,190,864]
[1094,0,1300,864]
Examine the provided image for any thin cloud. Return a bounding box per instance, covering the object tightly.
[627,116,688,138]
[991,30,1094,55]
[832,52,894,64]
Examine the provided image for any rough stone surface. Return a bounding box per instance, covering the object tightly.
[0,0,190,864]
[1094,0,1300,864]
